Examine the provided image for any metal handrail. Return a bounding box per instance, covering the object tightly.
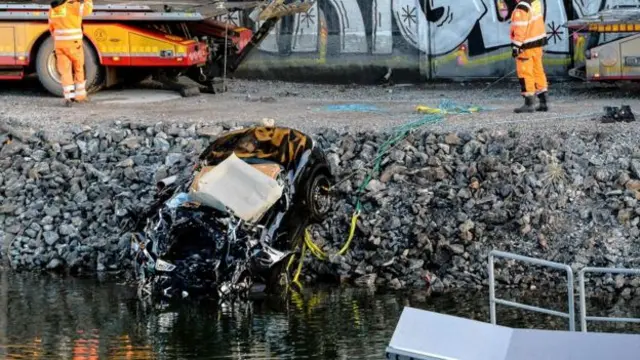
[488,250,576,331]
[579,267,640,332]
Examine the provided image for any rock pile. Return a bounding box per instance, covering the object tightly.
[1,122,640,295]
[0,122,218,273]
[308,127,640,295]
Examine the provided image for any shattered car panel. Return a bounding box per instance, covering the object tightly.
[128,126,333,302]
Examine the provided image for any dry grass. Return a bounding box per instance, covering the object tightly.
[542,160,567,188]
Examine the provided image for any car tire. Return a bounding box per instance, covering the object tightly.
[305,172,332,223]
[35,36,105,97]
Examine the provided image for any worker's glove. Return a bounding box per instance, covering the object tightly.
[511,46,521,58]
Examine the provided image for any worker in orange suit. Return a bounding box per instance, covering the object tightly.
[510,0,549,113]
[48,0,93,106]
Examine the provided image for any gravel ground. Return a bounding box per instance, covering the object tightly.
[2,77,640,140]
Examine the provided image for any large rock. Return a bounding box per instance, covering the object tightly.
[43,231,59,246]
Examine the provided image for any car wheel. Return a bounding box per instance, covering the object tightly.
[306,172,332,222]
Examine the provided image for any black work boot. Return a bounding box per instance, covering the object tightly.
[514,95,535,113]
[535,92,549,112]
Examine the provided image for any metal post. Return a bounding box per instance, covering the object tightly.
[579,269,587,332]
[0,271,6,359]
[488,252,496,325]
[567,268,575,332]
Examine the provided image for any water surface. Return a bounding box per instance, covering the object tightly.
[1,271,639,359]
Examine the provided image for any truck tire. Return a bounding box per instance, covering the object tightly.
[35,36,105,97]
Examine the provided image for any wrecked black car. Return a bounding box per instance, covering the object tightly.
[127,126,333,301]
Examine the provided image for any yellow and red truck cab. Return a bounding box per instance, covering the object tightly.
[0,2,305,96]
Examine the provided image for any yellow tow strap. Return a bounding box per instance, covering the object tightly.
[338,210,360,255]
[415,105,443,114]
[415,105,480,114]
[290,243,306,290]
[302,209,360,261]
[285,210,360,293]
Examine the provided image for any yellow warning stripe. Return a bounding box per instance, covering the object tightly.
[588,23,640,32]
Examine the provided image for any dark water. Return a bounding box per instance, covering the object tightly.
[1,271,639,359]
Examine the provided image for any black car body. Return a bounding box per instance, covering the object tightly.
[128,126,332,301]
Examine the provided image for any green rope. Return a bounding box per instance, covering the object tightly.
[353,100,489,212]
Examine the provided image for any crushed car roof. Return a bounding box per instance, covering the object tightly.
[198,126,313,172]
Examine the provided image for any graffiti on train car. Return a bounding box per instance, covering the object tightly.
[221,0,640,78]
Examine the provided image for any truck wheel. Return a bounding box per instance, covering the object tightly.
[35,36,105,97]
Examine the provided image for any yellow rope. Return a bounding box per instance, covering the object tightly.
[338,210,360,256]
[286,250,297,271]
[291,243,306,290]
[284,210,359,292]
[415,105,480,115]
[304,228,325,260]
[301,208,360,263]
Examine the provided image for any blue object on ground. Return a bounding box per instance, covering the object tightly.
[322,104,381,112]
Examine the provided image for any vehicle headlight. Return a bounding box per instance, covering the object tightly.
[155,259,177,272]
[599,46,618,67]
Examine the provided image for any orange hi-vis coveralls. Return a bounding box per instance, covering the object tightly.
[510,0,548,98]
[48,0,93,102]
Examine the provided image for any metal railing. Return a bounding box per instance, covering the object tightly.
[579,267,640,332]
[488,250,576,331]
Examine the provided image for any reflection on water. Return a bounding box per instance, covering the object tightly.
[1,271,639,359]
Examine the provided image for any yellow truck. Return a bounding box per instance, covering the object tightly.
[0,1,312,96]
[567,8,640,82]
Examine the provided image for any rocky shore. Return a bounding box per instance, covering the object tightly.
[2,121,640,296]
